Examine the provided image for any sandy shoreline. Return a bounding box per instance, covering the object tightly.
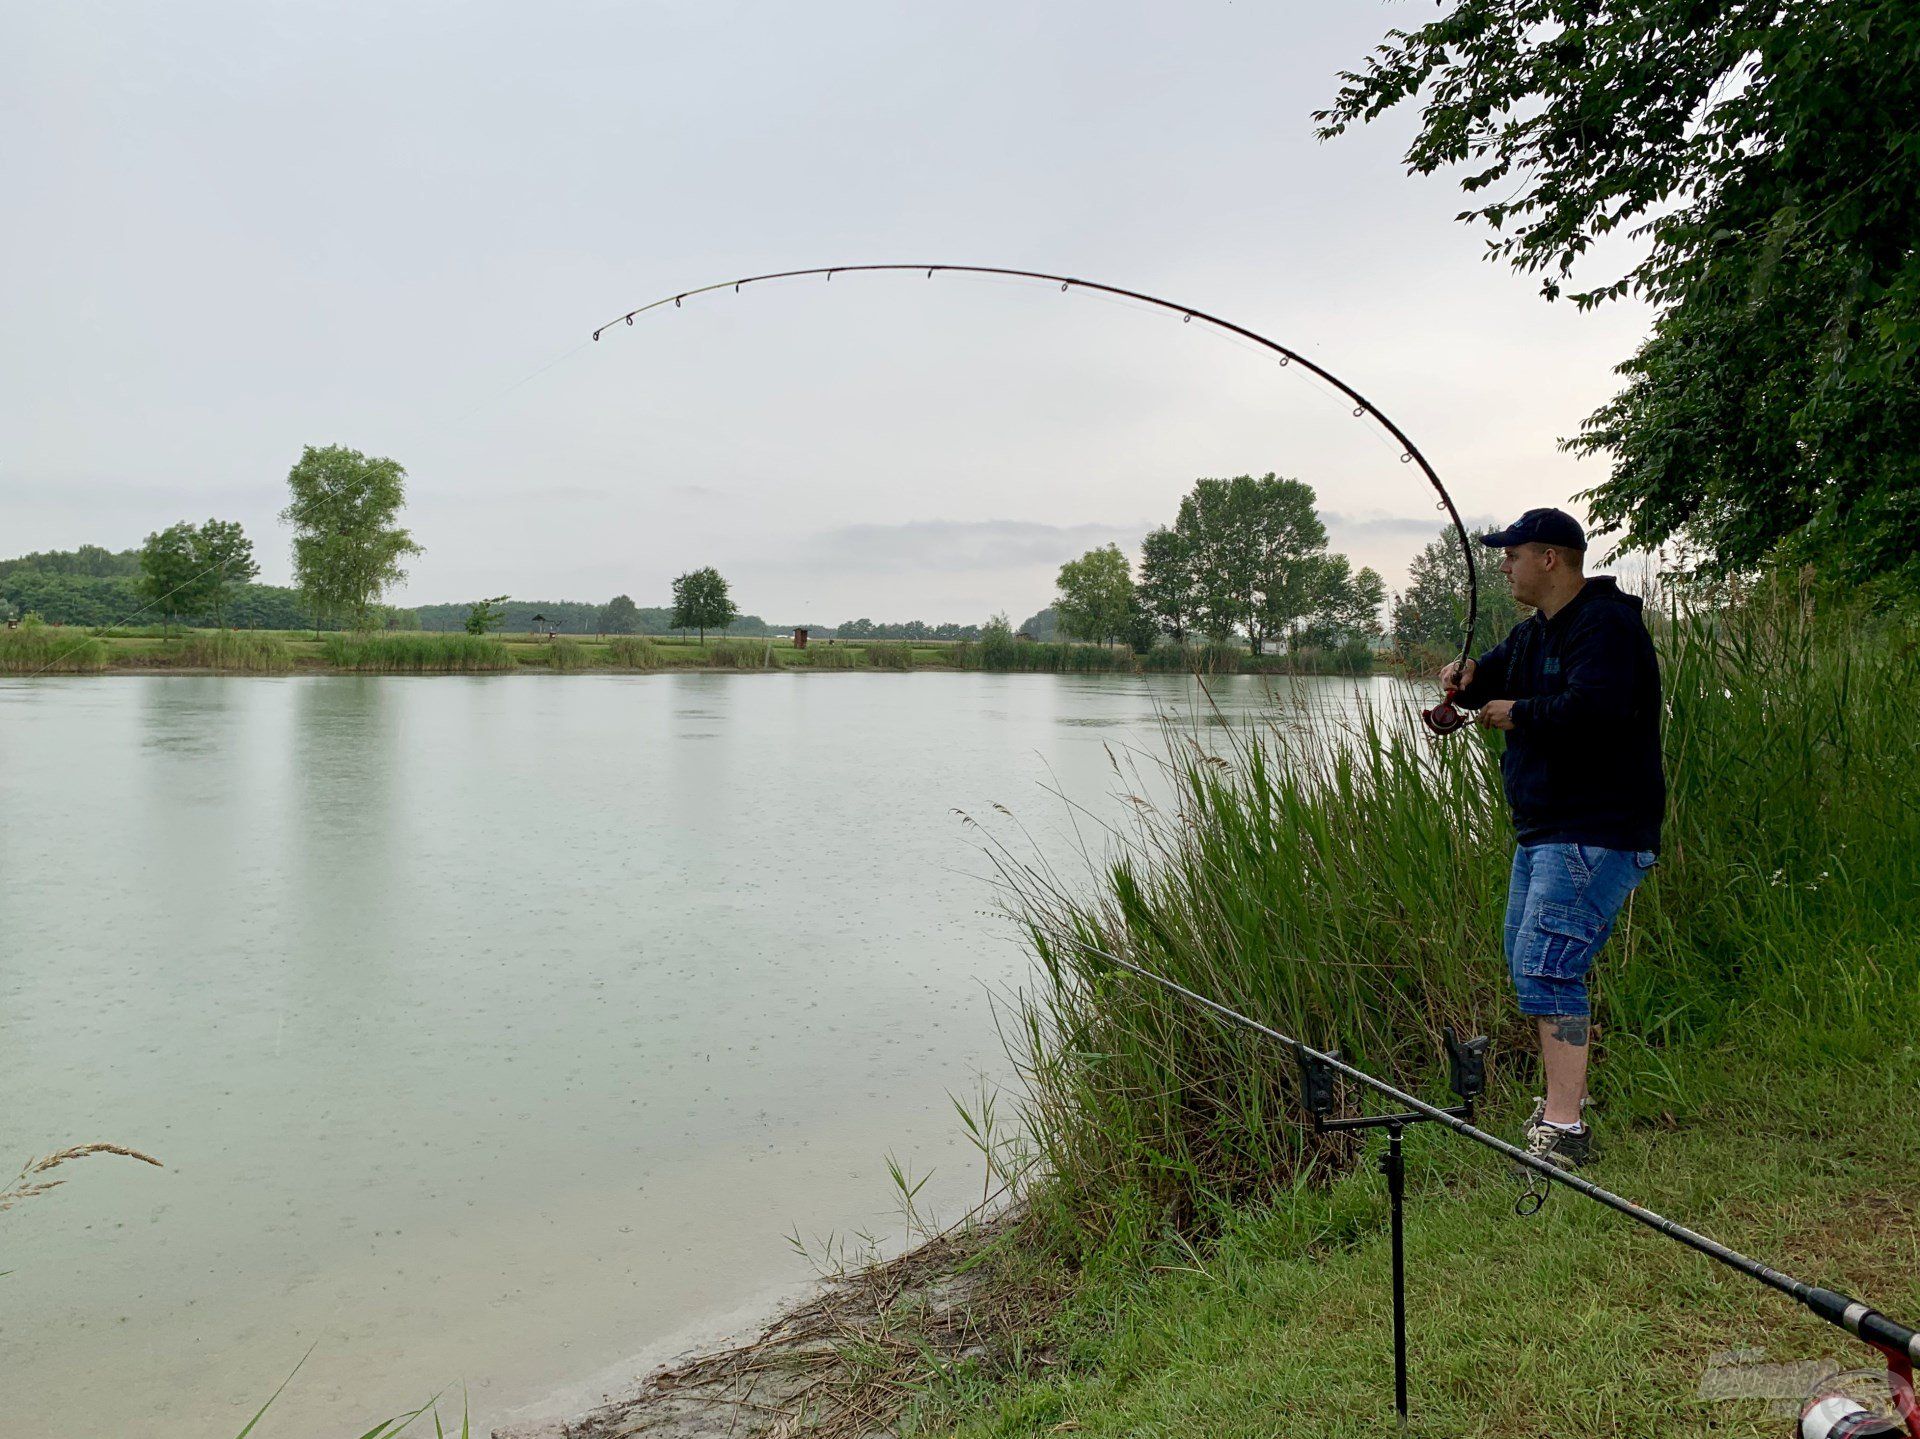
[491,1213,1019,1439]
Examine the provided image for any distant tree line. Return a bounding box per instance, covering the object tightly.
[833,618,984,641]
[0,545,353,631]
[413,598,776,636]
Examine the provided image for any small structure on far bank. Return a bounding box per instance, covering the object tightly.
[792,626,809,650]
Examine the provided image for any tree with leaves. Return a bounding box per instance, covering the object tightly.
[1136,526,1198,643]
[1298,555,1387,649]
[193,519,258,627]
[1171,474,1329,652]
[1392,526,1523,660]
[465,595,511,635]
[1320,0,1920,597]
[1018,606,1059,641]
[670,567,737,642]
[599,594,640,635]
[281,445,424,632]
[1054,544,1136,647]
[137,524,209,636]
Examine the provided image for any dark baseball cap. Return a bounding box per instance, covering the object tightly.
[1479,507,1586,552]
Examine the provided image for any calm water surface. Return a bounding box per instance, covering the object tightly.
[1,671,1406,1436]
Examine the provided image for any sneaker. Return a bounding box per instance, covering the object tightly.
[1521,1095,1594,1148]
[1523,1095,1547,1140]
[1525,1117,1595,1171]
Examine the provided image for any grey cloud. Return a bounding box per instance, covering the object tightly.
[796,519,1144,574]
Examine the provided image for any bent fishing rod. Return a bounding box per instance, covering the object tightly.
[1083,941,1920,1413]
[591,263,1477,737]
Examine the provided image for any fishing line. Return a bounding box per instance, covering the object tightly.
[588,263,1479,734]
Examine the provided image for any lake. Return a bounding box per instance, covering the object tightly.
[0,671,1406,1436]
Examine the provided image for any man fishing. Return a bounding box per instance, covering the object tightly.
[1439,508,1666,1170]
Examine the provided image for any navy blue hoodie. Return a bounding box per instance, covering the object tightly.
[1452,576,1666,852]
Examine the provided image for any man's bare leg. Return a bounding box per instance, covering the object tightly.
[1538,1014,1590,1126]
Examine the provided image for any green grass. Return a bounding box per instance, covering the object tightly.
[915,1031,1920,1439]
[865,642,917,670]
[175,631,295,673]
[319,633,517,673]
[955,637,1373,675]
[606,635,664,669]
[905,591,1920,1437]
[985,592,1920,1252]
[0,624,110,674]
[956,637,1134,672]
[797,644,861,668]
[543,636,592,671]
[707,638,778,668]
[1136,641,1247,675]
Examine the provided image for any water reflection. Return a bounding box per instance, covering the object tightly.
[0,671,1411,1437]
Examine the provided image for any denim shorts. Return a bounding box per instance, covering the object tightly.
[1503,843,1657,1017]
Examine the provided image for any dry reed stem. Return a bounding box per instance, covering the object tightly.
[1,1143,165,1213]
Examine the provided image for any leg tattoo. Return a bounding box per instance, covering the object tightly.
[1548,1014,1590,1047]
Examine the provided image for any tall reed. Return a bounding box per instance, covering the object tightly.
[0,625,110,674]
[1137,642,1242,675]
[544,636,591,671]
[607,636,663,669]
[177,631,295,673]
[864,643,916,670]
[706,639,776,668]
[956,638,1133,672]
[990,591,1920,1252]
[320,634,516,673]
[797,644,860,668]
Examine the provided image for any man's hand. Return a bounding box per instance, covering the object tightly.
[1438,657,1476,692]
[1476,699,1517,731]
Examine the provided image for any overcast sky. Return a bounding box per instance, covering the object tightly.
[3,1,1653,625]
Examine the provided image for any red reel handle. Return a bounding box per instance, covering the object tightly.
[1421,687,1469,737]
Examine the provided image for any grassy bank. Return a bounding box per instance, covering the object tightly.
[176,631,295,673]
[12,625,1386,677]
[0,623,110,673]
[985,594,1919,1248]
[321,633,518,672]
[956,633,1374,675]
[883,592,1920,1437]
[916,1034,1919,1438]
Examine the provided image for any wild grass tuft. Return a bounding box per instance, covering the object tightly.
[320,634,516,673]
[864,643,916,670]
[798,644,860,668]
[706,639,776,668]
[1137,641,1244,674]
[177,631,295,673]
[0,624,110,674]
[957,636,1140,673]
[607,636,663,669]
[986,588,1920,1255]
[544,636,591,671]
